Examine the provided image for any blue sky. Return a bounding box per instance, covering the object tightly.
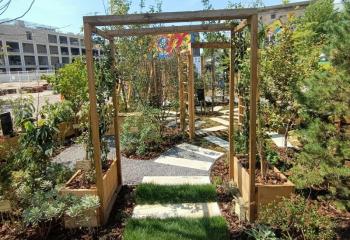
[2,0,299,34]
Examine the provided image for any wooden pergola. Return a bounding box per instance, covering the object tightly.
[83,8,259,222]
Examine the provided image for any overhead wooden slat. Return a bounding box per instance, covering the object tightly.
[84,8,257,26]
[234,19,248,33]
[91,26,111,39]
[191,42,231,49]
[104,23,233,37]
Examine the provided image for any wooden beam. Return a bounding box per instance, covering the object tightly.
[191,42,231,49]
[104,23,233,37]
[84,8,257,26]
[84,22,105,223]
[109,39,122,186]
[91,27,110,39]
[229,30,235,180]
[188,48,195,140]
[234,19,248,33]
[178,54,186,132]
[248,14,258,222]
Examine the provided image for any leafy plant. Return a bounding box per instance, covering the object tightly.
[12,96,35,130]
[40,100,74,126]
[258,195,335,240]
[246,224,277,240]
[121,105,162,156]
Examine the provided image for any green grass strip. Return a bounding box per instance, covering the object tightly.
[123,217,229,240]
[135,184,217,204]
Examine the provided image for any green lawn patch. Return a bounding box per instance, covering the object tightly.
[135,184,217,204]
[123,217,229,240]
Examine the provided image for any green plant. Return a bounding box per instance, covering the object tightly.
[121,105,162,156]
[258,195,335,240]
[40,100,74,126]
[45,57,88,113]
[246,225,277,240]
[12,96,35,129]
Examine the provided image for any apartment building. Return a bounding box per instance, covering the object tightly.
[0,20,101,73]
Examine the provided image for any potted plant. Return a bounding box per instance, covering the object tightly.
[60,46,121,228]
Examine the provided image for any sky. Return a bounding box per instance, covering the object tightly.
[1,0,301,34]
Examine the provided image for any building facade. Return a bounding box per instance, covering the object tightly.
[0,20,101,73]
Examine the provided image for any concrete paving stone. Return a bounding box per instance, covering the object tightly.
[132,202,221,219]
[154,156,213,171]
[209,117,229,126]
[142,176,211,185]
[213,106,223,111]
[267,132,293,148]
[176,143,224,160]
[203,136,229,150]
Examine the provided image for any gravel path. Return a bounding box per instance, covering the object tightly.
[53,140,219,185]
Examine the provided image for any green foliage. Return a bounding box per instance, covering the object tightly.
[121,105,162,155]
[40,100,75,126]
[290,120,350,209]
[246,224,277,240]
[135,184,217,204]
[234,129,248,154]
[12,96,35,129]
[258,195,335,240]
[46,57,88,112]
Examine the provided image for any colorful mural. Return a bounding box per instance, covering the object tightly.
[155,33,192,59]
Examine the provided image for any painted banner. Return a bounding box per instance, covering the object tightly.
[155,33,191,59]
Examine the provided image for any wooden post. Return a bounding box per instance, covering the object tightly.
[229,30,235,180]
[84,22,105,223]
[188,48,195,140]
[201,55,206,113]
[109,38,122,186]
[211,52,215,112]
[178,54,186,132]
[248,14,258,222]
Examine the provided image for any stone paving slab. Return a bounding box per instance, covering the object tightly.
[219,115,238,120]
[204,136,229,150]
[164,147,215,163]
[213,106,223,111]
[209,117,229,126]
[176,143,224,160]
[142,176,211,185]
[267,132,293,148]
[197,126,228,134]
[132,202,221,219]
[154,156,213,171]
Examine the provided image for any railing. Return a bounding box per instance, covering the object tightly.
[0,70,55,83]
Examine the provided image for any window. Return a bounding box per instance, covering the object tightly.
[271,13,276,19]
[81,48,86,55]
[59,36,68,44]
[37,44,47,54]
[22,43,34,53]
[0,68,6,73]
[69,37,79,46]
[80,39,85,47]
[10,68,22,73]
[6,41,20,53]
[60,46,69,55]
[62,57,70,64]
[48,34,57,44]
[26,31,32,40]
[93,49,99,56]
[70,47,80,55]
[51,56,60,65]
[26,68,36,71]
[24,56,36,66]
[38,56,49,65]
[8,55,21,65]
[49,45,59,55]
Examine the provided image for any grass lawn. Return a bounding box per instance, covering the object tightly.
[135,184,217,204]
[123,217,229,240]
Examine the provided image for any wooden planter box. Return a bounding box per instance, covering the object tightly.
[233,156,294,217]
[0,135,20,160]
[57,122,75,140]
[60,160,120,228]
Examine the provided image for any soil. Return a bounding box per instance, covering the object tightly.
[0,186,136,240]
[66,160,113,189]
[122,127,185,160]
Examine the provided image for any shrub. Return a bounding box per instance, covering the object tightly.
[246,224,277,240]
[258,195,335,240]
[11,96,35,129]
[40,100,75,126]
[121,105,162,155]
